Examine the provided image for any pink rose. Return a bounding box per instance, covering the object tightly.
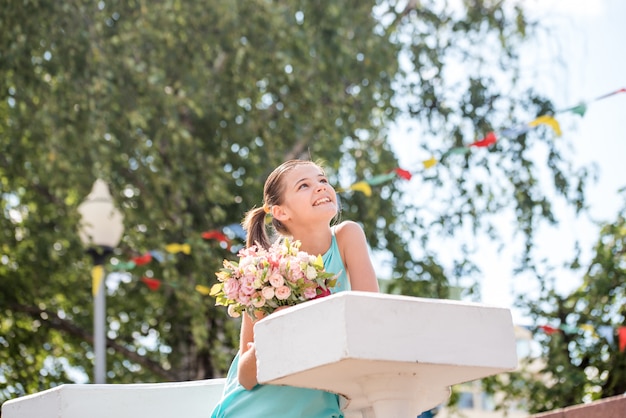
[261,286,275,300]
[227,305,241,318]
[303,287,317,299]
[240,275,256,295]
[286,263,304,282]
[252,294,266,308]
[275,285,291,300]
[237,294,251,305]
[269,273,285,288]
[224,278,240,299]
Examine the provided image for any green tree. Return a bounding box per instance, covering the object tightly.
[0,0,587,405]
[484,192,626,414]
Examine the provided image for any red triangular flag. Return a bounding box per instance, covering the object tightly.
[394,168,412,180]
[202,230,228,242]
[470,131,497,147]
[132,253,153,266]
[202,230,232,249]
[539,325,559,335]
[618,326,626,352]
[141,277,162,291]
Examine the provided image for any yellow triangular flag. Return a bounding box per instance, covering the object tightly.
[528,115,562,137]
[579,324,598,338]
[423,156,437,169]
[92,265,104,297]
[349,181,372,197]
[165,243,191,255]
[195,284,211,296]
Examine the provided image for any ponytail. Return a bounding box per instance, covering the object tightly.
[242,207,271,249]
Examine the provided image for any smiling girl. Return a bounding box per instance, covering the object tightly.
[210,160,379,418]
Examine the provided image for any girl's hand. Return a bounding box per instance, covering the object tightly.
[252,310,266,322]
[273,306,290,314]
[253,305,290,322]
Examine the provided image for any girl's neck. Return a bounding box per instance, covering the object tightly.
[288,224,333,256]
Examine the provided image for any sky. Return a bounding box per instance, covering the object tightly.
[481,0,626,323]
[389,0,626,324]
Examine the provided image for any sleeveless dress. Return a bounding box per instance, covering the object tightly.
[210,229,350,418]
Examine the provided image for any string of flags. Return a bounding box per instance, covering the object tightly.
[530,323,626,352]
[91,88,625,336]
[91,224,246,296]
[337,87,625,197]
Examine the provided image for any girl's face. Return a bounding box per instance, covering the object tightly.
[276,164,338,225]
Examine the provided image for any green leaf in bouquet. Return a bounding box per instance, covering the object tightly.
[313,254,324,270]
[209,283,223,296]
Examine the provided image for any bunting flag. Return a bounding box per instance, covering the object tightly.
[578,324,598,338]
[110,265,626,352]
[201,230,230,246]
[222,223,247,241]
[561,103,587,117]
[534,322,626,352]
[108,225,247,274]
[149,250,165,263]
[615,326,625,352]
[394,167,413,180]
[470,131,497,147]
[96,89,626,308]
[423,156,437,169]
[598,325,615,345]
[165,243,191,255]
[195,284,212,296]
[349,181,372,196]
[336,87,624,196]
[538,324,559,335]
[132,253,152,266]
[141,277,162,291]
[500,125,531,137]
[366,172,397,186]
[527,115,562,137]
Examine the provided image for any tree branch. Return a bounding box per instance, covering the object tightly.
[9,303,179,381]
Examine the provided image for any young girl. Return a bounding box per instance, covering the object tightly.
[210,159,379,418]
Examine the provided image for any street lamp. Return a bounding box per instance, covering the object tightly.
[77,179,124,384]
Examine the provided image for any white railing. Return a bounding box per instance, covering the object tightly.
[1,379,226,418]
[2,292,518,418]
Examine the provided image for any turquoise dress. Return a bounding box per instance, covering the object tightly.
[210,229,350,418]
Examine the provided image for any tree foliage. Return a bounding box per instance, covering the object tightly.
[486,193,626,414]
[1,0,588,407]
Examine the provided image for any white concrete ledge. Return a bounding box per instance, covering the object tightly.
[254,291,518,417]
[1,379,226,418]
[3,292,517,418]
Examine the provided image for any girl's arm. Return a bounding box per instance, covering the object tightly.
[336,221,379,292]
[237,313,259,390]
[236,307,289,390]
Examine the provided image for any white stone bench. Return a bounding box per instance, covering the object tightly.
[1,379,227,418]
[2,292,517,418]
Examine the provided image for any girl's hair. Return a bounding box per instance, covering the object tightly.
[242,160,326,249]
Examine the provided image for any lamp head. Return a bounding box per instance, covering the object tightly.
[78,179,124,249]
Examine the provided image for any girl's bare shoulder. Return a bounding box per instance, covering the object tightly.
[334,220,366,242]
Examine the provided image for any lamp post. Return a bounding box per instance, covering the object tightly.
[77,179,124,384]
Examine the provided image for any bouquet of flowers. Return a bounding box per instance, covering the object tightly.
[210,238,338,319]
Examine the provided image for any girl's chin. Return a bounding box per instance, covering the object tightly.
[314,205,337,215]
